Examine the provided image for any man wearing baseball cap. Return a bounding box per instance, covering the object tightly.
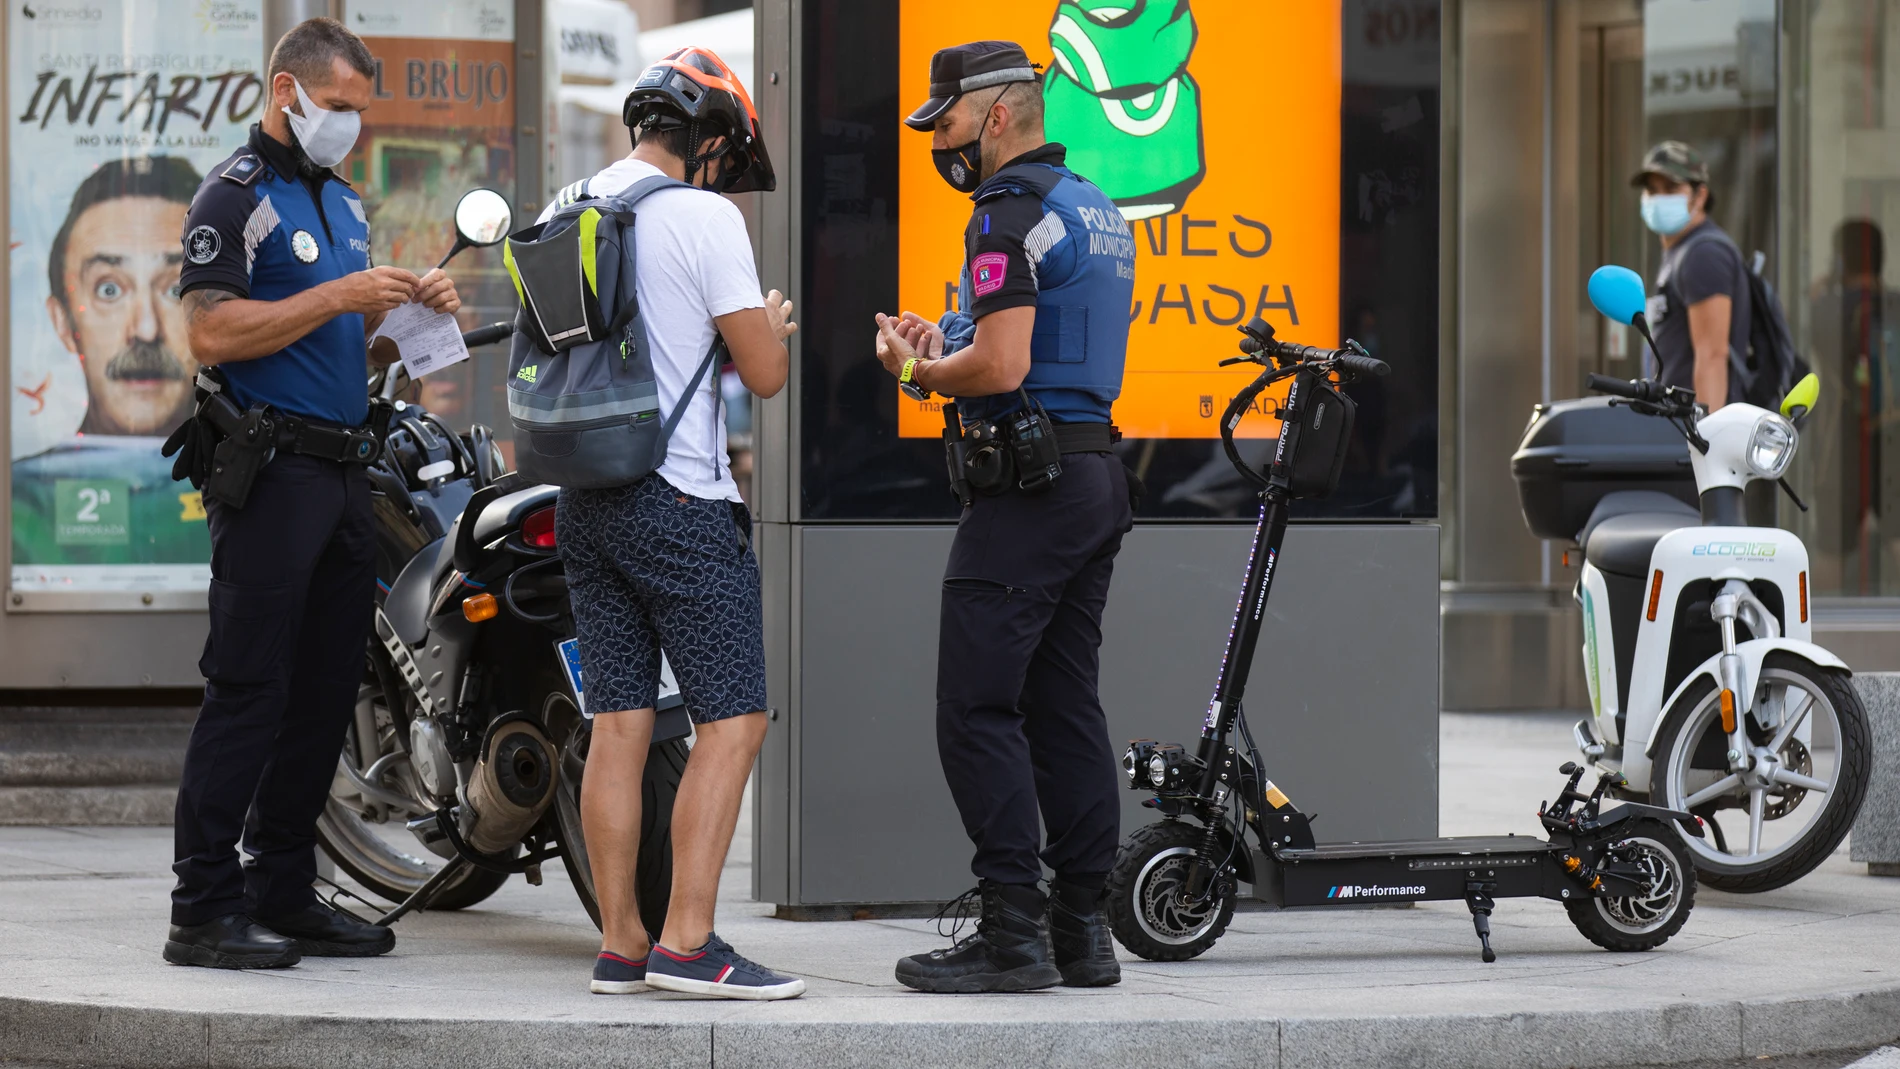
[1633,140,1750,409]
[874,40,1138,994]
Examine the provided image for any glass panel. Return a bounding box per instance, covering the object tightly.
[1643,0,1779,279]
[345,1,520,463]
[1788,0,1900,595]
[798,0,1441,521]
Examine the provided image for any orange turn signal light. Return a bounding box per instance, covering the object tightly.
[463,593,498,623]
[1647,570,1665,621]
[1719,689,1737,733]
[1799,571,1809,624]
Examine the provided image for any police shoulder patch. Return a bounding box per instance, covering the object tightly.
[218,154,264,186]
[185,225,221,265]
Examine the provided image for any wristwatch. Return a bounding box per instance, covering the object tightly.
[900,356,933,401]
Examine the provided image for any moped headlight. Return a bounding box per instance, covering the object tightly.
[1148,753,1168,788]
[1747,414,1797,479]
[1122,747,1138,786]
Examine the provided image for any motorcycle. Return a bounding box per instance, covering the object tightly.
[1509,264,1872,892]
[316,189,685,933]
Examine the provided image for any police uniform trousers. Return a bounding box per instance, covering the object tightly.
[171,454,376,926]
[937,449,1134,887]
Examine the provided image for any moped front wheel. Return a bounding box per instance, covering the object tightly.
[1106,819,1237,962]
[1649,654,1870,892]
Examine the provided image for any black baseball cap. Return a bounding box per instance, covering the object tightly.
[904,40,1040,131]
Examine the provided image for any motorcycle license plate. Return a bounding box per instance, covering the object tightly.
[555,639,682,719]
[556,639,587,714]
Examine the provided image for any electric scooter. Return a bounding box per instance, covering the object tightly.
[1508,265,1872,893]
[1106,317,1705,964]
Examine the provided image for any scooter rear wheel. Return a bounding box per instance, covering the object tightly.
[1107,820,1237,962]
[1564,819,1696,952]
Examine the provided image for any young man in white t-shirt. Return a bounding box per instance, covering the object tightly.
[549,48,801,1000]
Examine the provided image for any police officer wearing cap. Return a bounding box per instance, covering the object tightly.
[159,18,461,969]
[875,40,1138,994]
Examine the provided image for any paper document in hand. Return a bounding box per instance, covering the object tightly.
[369,302,470,377]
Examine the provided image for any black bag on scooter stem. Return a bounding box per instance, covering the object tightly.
[1272,370,1356,499]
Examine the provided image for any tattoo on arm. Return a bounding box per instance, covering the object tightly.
[183,288,238,326]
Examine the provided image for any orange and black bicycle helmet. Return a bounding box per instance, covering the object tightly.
[622,47,775,194]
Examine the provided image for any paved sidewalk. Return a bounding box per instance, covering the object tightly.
[1,712,1896,1069]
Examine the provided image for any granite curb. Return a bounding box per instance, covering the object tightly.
[4,986,1898,1069]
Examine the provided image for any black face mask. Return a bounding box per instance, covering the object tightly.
[931,88,1008,194]
[932,140,984,194]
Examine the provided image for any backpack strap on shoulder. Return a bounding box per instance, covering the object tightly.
[659,338,727,445]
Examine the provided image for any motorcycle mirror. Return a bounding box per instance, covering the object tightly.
[1780,371,1820,427]
[1587,265,1646,326]
[1587,264,1658,353]
[436,188,514,270]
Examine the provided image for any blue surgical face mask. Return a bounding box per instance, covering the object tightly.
[1641,192,1693,236]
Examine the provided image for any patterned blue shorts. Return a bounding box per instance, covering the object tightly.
[558,476,767,724]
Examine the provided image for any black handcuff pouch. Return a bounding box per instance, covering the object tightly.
[1004,392,1062,492]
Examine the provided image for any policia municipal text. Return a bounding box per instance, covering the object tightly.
[875,41,1139,994]
[160,18,462,968]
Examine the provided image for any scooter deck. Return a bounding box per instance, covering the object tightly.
[1268,835,1558,907]
[1284,835,1551,861]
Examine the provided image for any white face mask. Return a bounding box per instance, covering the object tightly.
[282,77,361,169]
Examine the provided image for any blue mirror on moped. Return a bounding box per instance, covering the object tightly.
[1588,265,1657,350]
[1588,266,1646,324]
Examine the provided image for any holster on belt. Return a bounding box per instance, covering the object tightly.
[160,366,386,511]
[942,402,973,508]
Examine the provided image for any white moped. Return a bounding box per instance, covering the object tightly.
[1511,266,1871,892]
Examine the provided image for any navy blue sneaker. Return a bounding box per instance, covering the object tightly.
[645,932,806,1000]
[590,949,648,994]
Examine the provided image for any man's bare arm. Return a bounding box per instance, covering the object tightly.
[1687,294,1732,412]
[185,266,420,366]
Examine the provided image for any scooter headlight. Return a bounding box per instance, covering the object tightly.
[1747,414,1797,479]
[1148,753,1168,788]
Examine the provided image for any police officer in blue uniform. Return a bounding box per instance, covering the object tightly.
[161,18,461,969]
[876,41,1138,994]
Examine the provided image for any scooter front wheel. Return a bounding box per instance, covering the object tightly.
[1564,820,1696,951]
[1106,820,1237,962]
[1649,654,1870,892]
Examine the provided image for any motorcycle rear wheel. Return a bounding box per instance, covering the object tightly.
[547,692,687,937]
[316,660,512,911]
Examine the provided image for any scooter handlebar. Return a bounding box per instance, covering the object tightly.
[1587,373,1658,402]
[1338,352,1390,378]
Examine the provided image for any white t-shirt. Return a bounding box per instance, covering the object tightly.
[537,158,763,502]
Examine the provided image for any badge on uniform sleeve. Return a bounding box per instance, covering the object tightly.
[291,229,320,264]
[972,252,1009,297]
[185,226,221,265]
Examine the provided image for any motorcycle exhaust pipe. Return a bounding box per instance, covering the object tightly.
[463,716,558,856]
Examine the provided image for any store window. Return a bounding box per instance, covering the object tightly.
[1787,0,1900,596]
[798,0,1441,521]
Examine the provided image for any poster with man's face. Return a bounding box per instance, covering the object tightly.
[7,0,264,600]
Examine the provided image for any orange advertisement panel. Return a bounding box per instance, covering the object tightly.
[897,1,1341,439]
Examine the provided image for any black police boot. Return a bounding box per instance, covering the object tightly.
[895,881,1063,993]
[163,913,301,969]
[256,901,396,958]
[1049,878,1121,987]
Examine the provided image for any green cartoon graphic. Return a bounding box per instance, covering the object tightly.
[1044,0,1205,220]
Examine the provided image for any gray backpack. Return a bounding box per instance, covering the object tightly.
[503,175,723,490]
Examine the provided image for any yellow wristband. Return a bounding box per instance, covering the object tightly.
[901,356,920,385]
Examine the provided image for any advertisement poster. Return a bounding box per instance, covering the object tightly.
[344,0,518,457]
[8,0,264,599]
[898,1,1342,439]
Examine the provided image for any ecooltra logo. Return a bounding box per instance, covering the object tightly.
[21,2,104,21]
[1692,541,1779,559]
